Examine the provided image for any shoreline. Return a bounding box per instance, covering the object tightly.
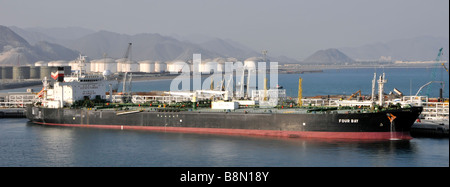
[0,64,442,91]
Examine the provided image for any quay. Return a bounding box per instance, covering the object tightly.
[0,108,26,118]
[411,120,449,138]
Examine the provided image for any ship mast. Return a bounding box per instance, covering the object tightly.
[371,72,376,103]
[77,54,87,78]
[377,73,387,106]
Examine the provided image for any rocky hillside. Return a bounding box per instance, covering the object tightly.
[0,25,79,65]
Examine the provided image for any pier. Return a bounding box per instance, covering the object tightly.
[0,108,26,118]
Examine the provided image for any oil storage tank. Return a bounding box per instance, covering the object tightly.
[34,61,47,67]
[244,57,263,70]
[103,58,117,73]
[2,66,13,79]
[154,61,166,73]
[139,60,155,73]
[48,60,68,67]
[201,58,214,74]
[30,66,41,79]
[93,58,117,73]
[166,61,185,73]
[119,60,139,72]
[13,66,30,80]
[40,66,52,79]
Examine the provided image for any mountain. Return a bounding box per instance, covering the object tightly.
[0,25,79,65]
[9,26,97,47]
[172,34,300,63]
[0,25,31,49]
[62,31,224,61]
[7,26,301,63]
[339,36,449,61]
[302,48,354,64]
[197,38,260,59]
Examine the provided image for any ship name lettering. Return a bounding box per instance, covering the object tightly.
[339,119,359,123]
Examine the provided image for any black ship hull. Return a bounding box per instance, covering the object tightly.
[26,106,422,140]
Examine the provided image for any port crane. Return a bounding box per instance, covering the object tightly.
[425,48,444,97]
[123,43,132,61]
[119,43,133,102]
[442,62,449,74]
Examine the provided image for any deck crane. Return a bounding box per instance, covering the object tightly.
[348,90,362,100]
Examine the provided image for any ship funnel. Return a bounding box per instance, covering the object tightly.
[51,67,65,82]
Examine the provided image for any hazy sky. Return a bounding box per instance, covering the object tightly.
[1,0,448,60]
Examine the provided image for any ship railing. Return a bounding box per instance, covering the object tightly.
[110,94,223,104]
[301,99,328,106]
[0,101,33,108]
[108,95,191,104]
[299,98,369,107]
[400,96,449,119]
[401,96,429,106]
[197,108,309,114]
[0,93,37,108]
[131,95,191,104]
[420,102,449,120]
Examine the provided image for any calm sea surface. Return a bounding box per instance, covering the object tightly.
[0,67,448,167]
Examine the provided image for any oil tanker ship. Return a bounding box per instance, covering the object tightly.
[26,56,422,140]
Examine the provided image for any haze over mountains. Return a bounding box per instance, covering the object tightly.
[339,36,449,61]
[0,25,79,65]
[1,25,448,66]
[4,25,295,65]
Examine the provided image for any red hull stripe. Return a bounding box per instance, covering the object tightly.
[33,122,413,140]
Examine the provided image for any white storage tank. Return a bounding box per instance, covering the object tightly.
[116,58,128,72]
[91,58,116,73]
[34,61,48,67]
[201,58,214,74]
[227,57,238,63]
[139,60,155,73]
[116,58,139,72]
[119,60,139,72]
[103,58,117,73]
[68,60,79,72]
[213,57,230,72]
[89,59,99,72]
[244,57,263,70]
[166,61,186,73]
[48,60,68,67]
[154,61,166,73]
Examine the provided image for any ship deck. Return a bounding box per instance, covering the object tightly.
[92,106,382,115]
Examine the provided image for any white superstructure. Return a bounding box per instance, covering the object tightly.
[39,55,108,108]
